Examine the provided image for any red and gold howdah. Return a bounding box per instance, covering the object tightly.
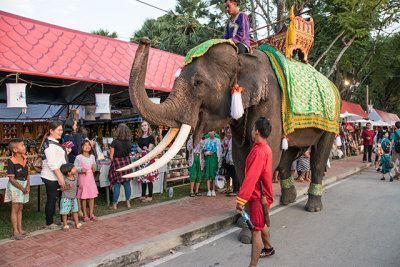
[251,15,314,62]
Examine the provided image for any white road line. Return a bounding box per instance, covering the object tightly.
[190,227,241,250]
[147,178,346,266]
[142,252,185,267]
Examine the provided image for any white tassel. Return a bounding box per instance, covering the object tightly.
[334,135,342,147]
[281,136,288,150]
[174,67,183,78]
[231,91,244,119]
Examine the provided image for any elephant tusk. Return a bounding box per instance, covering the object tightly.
[122,124,191,178]
[117,128,179,172]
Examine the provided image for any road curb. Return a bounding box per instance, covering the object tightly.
[71,162,371,267]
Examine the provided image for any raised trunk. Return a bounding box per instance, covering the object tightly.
[129,37,180,128]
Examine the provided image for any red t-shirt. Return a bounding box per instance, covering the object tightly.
[236,142,273,206]
[361,129,375,146]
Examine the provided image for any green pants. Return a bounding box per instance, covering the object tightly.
[189,155,203,183]
[204,153,218,181]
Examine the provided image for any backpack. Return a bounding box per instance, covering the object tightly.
[383,155,394,170]
[395,131,400,153]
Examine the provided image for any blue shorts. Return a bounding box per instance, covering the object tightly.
[60,198,78,215]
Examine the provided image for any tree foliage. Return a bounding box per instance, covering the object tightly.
[91,28,118,38]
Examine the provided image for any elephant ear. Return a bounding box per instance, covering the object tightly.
[236,50,271,109]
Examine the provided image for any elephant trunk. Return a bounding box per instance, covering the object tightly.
[129,37,180,128]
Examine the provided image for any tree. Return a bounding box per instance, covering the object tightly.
[131,0,223,55]
[91,28,118,38]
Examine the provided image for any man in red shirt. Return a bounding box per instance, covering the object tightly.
[361,122,375,163]
[236,117,274,266]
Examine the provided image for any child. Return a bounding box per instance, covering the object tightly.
[204,131,222,197]
[187,135,206,197]
[74,140,98,222]
[380,146,394,182]
[59,163,82,230]
[297,148,311,182]
[5,139,30,240]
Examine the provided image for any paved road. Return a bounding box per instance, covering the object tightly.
[145,169,400,267]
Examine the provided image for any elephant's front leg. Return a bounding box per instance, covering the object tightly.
[279,149,298,205]
[306,133,335,212]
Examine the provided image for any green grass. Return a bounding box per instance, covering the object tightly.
[0,181,210,239]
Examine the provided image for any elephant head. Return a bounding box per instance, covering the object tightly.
[120,37,280,178]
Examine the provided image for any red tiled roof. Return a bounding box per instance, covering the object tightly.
[375,109,400,122]
[0,11,184,92]
[340,100,369,119]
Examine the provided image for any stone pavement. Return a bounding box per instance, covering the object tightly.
[0,155,367,267]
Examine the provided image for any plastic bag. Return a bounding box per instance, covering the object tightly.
[326,159,331,169]
[94,142,105,161]
[214,173,225,189]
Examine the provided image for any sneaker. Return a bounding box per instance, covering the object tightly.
[211,190,216,197]
[260,247,275,257]
[381,177,385,181]
[206,190,212,197]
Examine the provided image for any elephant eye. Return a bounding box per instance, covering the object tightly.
[194,79,203,87]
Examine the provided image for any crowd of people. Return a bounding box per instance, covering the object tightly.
[187,127,239,197]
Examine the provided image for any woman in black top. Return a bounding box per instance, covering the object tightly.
[108,124,133,210]
[137,121,158,202]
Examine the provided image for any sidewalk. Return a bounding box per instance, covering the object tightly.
[0,155,369,267]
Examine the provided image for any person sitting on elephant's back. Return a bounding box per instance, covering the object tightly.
[223,0,251,54]
[204,131,222,197]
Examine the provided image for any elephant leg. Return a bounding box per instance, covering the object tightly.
[279,148,299,205]
[306,132,335,212]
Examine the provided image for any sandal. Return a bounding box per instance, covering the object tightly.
[45,224,61,230]
[195,192,202,196]
[226,192,238,197]
[83,216,90,222]
[62,225,70,231]
[89,214,98,222]
[21,231,32,236]
[189,193,196,197]
[74,223,82,229]
[10,235,26,240]
[142,197,153,203]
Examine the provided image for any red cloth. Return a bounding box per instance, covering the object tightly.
[249,200,266,230]
[236,142,273,207]
[361,129,375,146]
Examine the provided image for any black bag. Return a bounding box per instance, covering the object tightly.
[384,155,394,170]
[394,132,400,153]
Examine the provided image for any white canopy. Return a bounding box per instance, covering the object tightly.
[340,112,364,122]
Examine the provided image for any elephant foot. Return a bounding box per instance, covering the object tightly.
[280,186,297,205]
[305,194,323,212]
[238,227,252,244]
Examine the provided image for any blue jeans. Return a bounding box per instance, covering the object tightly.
[112,181,131,204]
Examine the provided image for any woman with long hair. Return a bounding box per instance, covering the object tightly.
[40,121,70,229]
[137,121,158,203]
[108,124,133,210]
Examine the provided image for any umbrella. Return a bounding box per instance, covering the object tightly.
[340,112,363,122]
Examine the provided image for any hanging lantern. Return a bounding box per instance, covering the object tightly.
[6,83,27,108]
[95,93,110,114]
[85,105,96,120]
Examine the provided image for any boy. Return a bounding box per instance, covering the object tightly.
[380,146,394,182]
[59,163,82,230]
[5,139,30,240]
[236,117,275,266]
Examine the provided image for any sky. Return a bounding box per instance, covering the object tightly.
[1,0,178,41]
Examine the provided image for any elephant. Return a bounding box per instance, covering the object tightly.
[121,37,337,243]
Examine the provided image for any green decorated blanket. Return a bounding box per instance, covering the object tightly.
[257,44,340,135]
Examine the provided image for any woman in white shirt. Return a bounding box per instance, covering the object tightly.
[40,121,69,229]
